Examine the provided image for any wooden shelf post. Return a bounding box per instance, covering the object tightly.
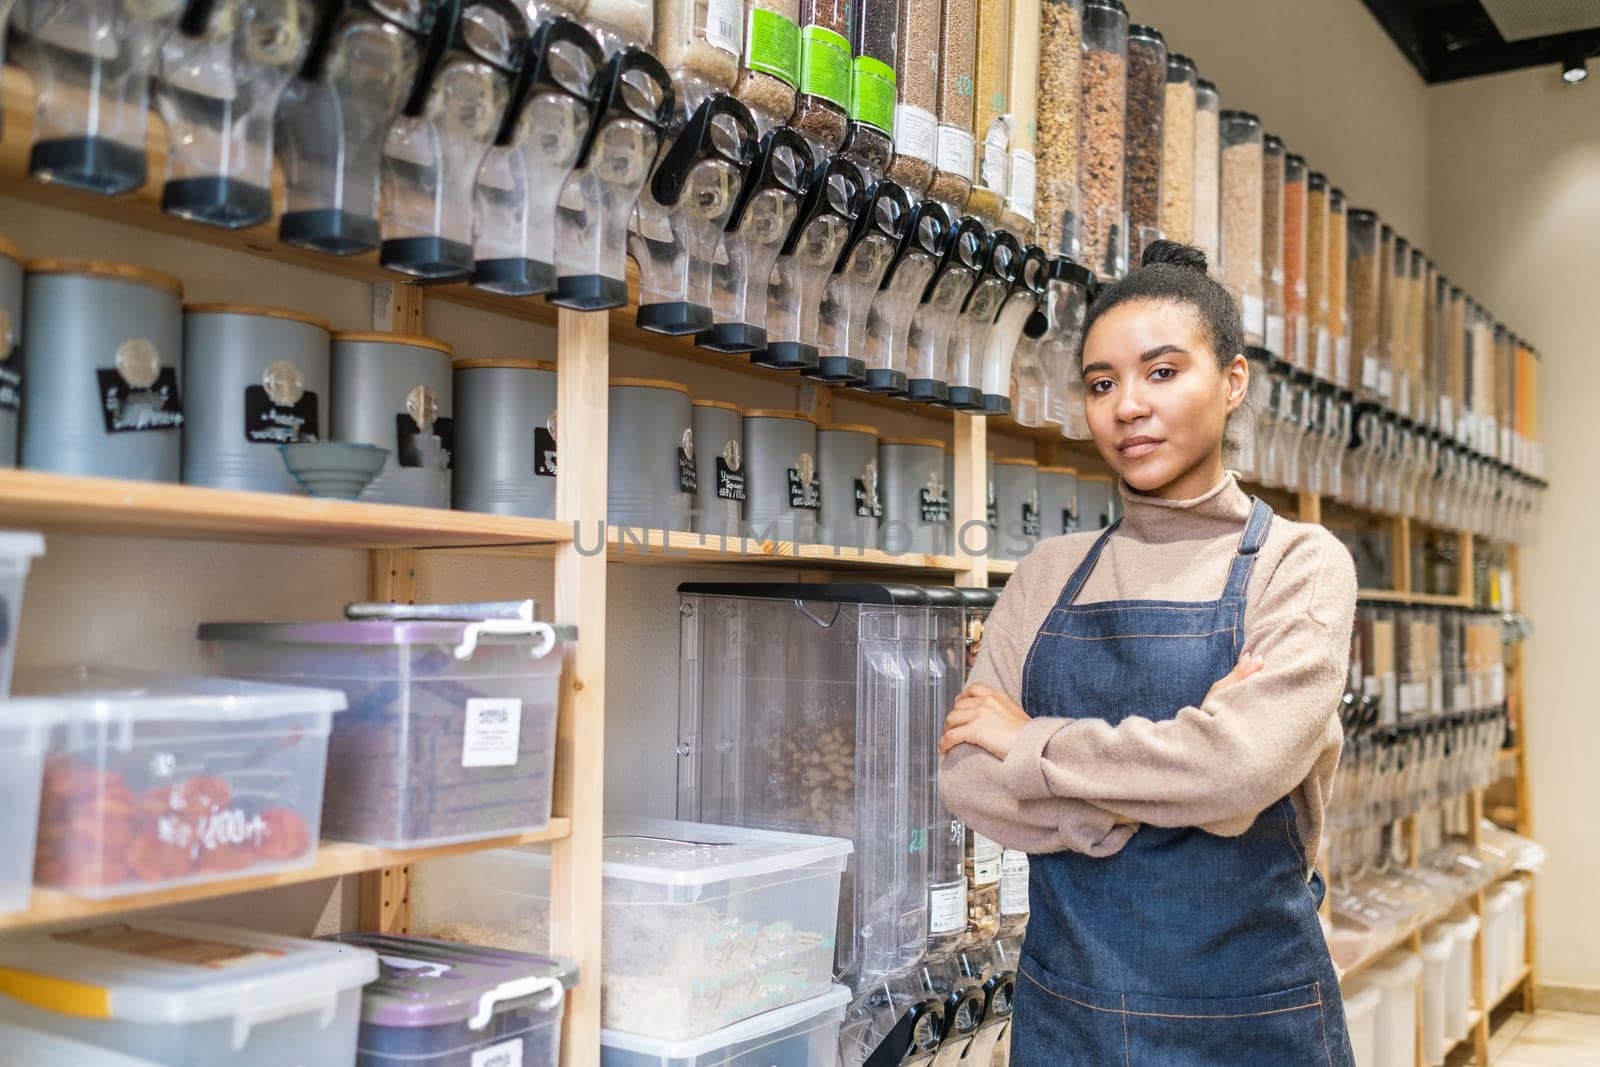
[952,413,989,589]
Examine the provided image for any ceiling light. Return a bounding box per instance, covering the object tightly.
[1562,52,1589,84]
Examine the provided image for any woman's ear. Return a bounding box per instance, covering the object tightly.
[1223,353,1250,414]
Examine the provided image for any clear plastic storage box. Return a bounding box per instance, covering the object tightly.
[9,670,342,897]
[202,618,570,849]
[0,919,377,1066]
[600,985,850,1066]
[409,815,850,1042]
[0,530,43,695]
[0,701,55,913]
[0,1021,163,1066]
[330,932,577,1067]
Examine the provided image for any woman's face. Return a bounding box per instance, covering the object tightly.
[1080,298,1248,499]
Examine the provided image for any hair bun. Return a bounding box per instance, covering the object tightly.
[1141,239,1209,274]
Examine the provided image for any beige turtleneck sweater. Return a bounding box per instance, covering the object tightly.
[939,471,1356,875]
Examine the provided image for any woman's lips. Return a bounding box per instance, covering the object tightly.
[1117,436,1163,459]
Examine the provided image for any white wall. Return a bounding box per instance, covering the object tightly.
[1425,66,1600,994]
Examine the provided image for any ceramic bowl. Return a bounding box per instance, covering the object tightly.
[279,442,388,500]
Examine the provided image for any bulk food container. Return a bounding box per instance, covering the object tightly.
[1385,230,1407,409]
[0,920,376,1066]
[1037,466,1080,537]
[153,0,309,229]
[904,217,987,405]
[274,0,436,255]
[1039,257,1093,437]
[181,305,331,495]
[885,0,939,194]
[979,246,1049,415]
[331,332,454,508]
[472,17,606,297]
[1075,471,1116,529]
[1193,78,1221,267]
[928,0,979,211]
[1347,209,1382,403]
[9,669,341,896]
[0,238,20,467]
[1123,25,1166,259]
[453,358,559,518]
[203,614,570,849]
[1000,0,1041,233]
[11,0,178,194]
[1419,925,1453,1067]
[991,458,1039,562]
[410,816,851,1041]
[1261,134,1286,357]
[945,230,1022,411]
[741,409,820,543]
[1375,224,1396,405]
[601,985,851,1066]
[860,199,952,396]
[879,437,950,554]
[1077,0,1128,280]
[1306,172,1331,380]
[677,582,933,992]
[1414,249,1432,425]
[653,0,741,95]
[0,530,44,698]
[691,400,745,535]
[1328,187,1350,387]
[818,423,882,550]
[330,933,577,1067]
[1282,155,1308,370]
[0,666,50,913]
[734,0,800,132]
[1443,914,1479,1044]
[20,261,183,482]
[1219,110,1264,345]
[1341,979,1380,1067]
[925,590,969,955]
[1160,54,1197,245]
[608,378,695,531]
[789,0,850,152]
[0,1021,164,1066]
[836,0,899,178]
[811,179,913,384]
[1368,950,1421,1067]
[964,0,1009,224]
[758,155,867,371]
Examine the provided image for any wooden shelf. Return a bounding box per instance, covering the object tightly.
[0,469,572,550]
[1357,588,1474,608]
[604,527,971,575]
[988,559,1019,578]
[0,818,570,932]
[1493,964,1533,1011]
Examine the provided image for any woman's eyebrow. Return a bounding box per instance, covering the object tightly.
[1082,344,1190,377]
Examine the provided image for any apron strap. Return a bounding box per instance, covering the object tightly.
[1221,497,1275,602]
[1057,518,1123,607]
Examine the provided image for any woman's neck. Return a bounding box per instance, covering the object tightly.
[1138,452,1228,501]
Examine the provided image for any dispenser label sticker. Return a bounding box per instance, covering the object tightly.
[1000,850,1030,915]
[919,487,951,524]
[746,7,800,86]
[849,55,896,134]
[471,1038,524,1067]
[854,477,882,518]
[980,122,1008,191]
[1315,327,1332,376]
[1005,151,1036,221]
[1361,355,1379,393]
[799,26,850,109]
[716,457,746,501]
[1242,295,1266,339]
[930,883,968,935]
[97,367,184,434]
[704,0,741,54]
[970,833,1002,885]
[462,698,523,768]
[243,386,318,445]
[1266,315,1286,358]
[534,427,558,477]
[787,466,821,509]
[396,413,455,470]
[1021,500,1040,538]
[936,127,976,183]
[894,105,937,162]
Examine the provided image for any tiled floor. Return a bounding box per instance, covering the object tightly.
[1484,1011,1600,1065]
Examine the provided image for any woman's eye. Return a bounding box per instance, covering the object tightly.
[1089,378,1114,394]
[1150,366,1176,381]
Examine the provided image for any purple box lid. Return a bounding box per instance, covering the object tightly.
[328,933,579,1029]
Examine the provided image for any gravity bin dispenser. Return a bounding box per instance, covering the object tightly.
[858,199,954,397]
[903,216,987,405]
[679,583,982,1066]
[807,179,913,386]
[943,229,1023,411]
[977,243,1050,416]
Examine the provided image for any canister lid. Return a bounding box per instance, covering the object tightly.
[1038,465,1079,475]
[1264,133,1286,152]
[743,408,817,422]
[24,259,182,296]
[1128,23,1164,43]
[1219,109,1263,125]
[993,456,1039,467]
[331,331,454,355]
[1309,171,1329,190]
[819,422,878,435]
[1197,78,1219,94]
[609,376,692,394]
[183,303,331,331]
[1167,53,1197,74]
[1077,471,1116,483]
[679,582,929,605]
[691,398,744,413]
[879,435,946,449]
[455,357,557,372]
[0,237,21,263]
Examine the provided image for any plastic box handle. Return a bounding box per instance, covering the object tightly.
[468,974,565,1030]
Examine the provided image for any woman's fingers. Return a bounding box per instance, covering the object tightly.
[1208,653,1266,696]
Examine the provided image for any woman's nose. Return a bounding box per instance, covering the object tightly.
[1116,378,1151,421]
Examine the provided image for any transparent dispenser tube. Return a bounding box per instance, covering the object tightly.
[1122,23,1165,260]
[697,127,813,353]
[1193,77,1220,268]
[0,0,18,138]
[1347,208,1382,403]
[1219,109,1264,346]
[757,155,866,370]
[1040,257,1092,436]
[965,0,1010,224]
[471,16,604,296]
[155,0,310,228]
[944,230,1021,410]
[884,0,936,195]
[808,179,912,384]
[1282,152,1309,370]
[905,216,986,405]
[1010,317,1050,427]
[732,0,799,134]
[14,0,185,194]
[836,0,898,179]
[634,90,760,335]
[927,0,978,212]
[380,0,525,280]
[1077,0,1127,281]
[550,47,675,309]
[275,0,434,255]
[860,199,952,395]
[1261,133,1285,357]
[979,244,1049,415]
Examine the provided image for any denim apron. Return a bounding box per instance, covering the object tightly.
[1010,498,1354,1066]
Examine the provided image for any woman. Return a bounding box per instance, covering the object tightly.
[939,241,1357,1065]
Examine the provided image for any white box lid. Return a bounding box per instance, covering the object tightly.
[595,816,852,887]
[601,985,850,1059]
[8,668,347,723]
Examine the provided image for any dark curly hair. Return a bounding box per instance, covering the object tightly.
[1077,240,1244,371]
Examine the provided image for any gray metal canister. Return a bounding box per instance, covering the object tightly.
[1076,472,1119,530]
[817,423,880,550]
[879,437,951,555]
[991,457,1041,561]
[21,260,184,481]
[609,377,694,532]
[0,239,21,468]
[690,400,744,536]
[330,331,454,508]
[742,410,820,544]
[453,358,558,517]
[1037,465,1081,538]
[182,304,331,494]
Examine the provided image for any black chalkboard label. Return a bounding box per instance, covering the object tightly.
[97,368,183,434]
[243,386,318,445]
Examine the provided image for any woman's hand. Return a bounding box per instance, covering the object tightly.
[1207,651,1265,701]
[940,684,1032,759]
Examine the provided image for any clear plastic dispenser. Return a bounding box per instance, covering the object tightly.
[1038,255,1092,436]
[14,0,184,194]
[858,199,952,396]
[904,216,985,405]
[379,0,525,280]
[807,179,912,385]
[471,16,604,296]
[634,91,759,335]
[274,0,439,255]
[550,46,675,309]
[756,154,866,371]
[943,229,1021,411]
[979,243,1048,415]
[697,127,814,354]
[154,0,310,228]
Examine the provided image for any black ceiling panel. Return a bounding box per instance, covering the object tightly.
[1361,0,1600,82]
